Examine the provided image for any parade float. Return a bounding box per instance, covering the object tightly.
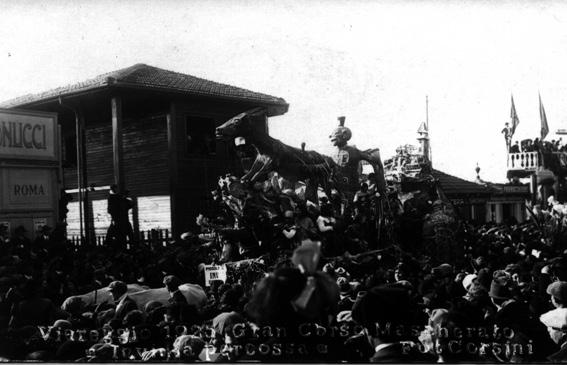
[207,109,461,268]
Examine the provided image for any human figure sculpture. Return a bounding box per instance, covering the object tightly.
[329,116,387,201]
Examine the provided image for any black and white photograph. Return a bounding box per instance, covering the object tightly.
[1,0,567,362]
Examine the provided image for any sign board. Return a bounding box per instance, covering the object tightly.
[1,168,53,210]
[502,185,530,194]
[0,109,58,161]
[204,265,227,286]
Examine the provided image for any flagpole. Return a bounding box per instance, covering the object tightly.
[426,95,432,165]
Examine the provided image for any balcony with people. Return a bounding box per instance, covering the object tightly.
[507,137,567,176]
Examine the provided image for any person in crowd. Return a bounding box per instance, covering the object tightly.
[33,225,52,251]
[11,157,567,362]
[163,274,199,326]
[106,184,125,243]
[11,226,31,255]
[108,280,137,322]
[351,286,435,362]
[540,307,567,361]
[9,280,58,328]
[547,281,567,309]
[317,203,339,255]
[501,122,512,150]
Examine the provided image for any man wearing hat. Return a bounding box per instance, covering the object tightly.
[108,281,137,322]
[12,225,31,252]
[163,275,187,305]
[351,286,435,362]
[489,275,556,362]
[540,307,567,361]
[548,281,567,309]
[33,225,52,251]
[164,275,198,325]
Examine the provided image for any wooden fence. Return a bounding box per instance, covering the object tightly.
[68,228,172,248]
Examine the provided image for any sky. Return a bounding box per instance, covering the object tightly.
[1,0,567,183]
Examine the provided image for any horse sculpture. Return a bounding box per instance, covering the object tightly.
[62,283,207,312]
[216,107,337,202]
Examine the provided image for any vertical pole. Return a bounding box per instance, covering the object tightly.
[495,203,503,224]
[57,125,64,222]
[111,96,125,193]
[75,111,84,241]
[531,174,538,205]
[79,112,92,244]
[167,102,179,238]
[132,197,140,241]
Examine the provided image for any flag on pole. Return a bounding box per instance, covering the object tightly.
[510,95,520,136]
[540,93,549,141]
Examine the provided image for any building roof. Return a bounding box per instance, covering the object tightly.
[0,63,289,112]
[432,169,492,196]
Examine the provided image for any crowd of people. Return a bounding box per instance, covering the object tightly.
[4,173,567,362]
[508,137,566,154]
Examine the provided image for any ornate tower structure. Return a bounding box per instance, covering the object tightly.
[417,121,430,161]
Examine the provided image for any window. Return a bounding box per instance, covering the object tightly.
[186,116,216,156]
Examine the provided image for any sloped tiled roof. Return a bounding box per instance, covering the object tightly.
[432,169,491,196]
[0,64,288,110]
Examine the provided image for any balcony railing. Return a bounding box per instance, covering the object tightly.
[507,151,540,171]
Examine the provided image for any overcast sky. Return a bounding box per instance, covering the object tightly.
[1,0,567,182]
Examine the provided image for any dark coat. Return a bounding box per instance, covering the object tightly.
[548,342,567,363]
[114,296,137,321]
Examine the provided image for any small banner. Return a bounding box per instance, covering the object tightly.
[204,264,227,286]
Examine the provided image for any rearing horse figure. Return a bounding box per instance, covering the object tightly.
[216,107,336,203]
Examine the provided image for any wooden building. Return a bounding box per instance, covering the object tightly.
[432,169,529,224]
[0,64,288,240]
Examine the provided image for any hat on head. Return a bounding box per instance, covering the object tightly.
[108,281,127,293]
[540,308,567,329]
[53,319,72,329]
[283,210,294,218]
[394,280,414,291]
[462,274,478,291]
[163,275,183,289]
[547,281,567,304]
[505,264,520,274]
[428,308,449,328]
[432,263,453,278]
[489,278,513,300]
[352,286,412,327]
